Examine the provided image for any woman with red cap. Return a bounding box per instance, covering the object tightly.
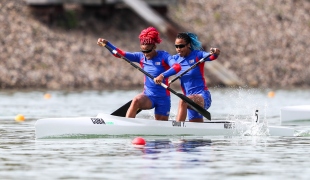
[97,27,181,120]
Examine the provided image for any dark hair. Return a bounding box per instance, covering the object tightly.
[176,32,191,44]
[176,32,203,50]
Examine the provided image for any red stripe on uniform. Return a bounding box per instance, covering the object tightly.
[209,54,218,61]
[197,57,208,90]
[161,59,171,96]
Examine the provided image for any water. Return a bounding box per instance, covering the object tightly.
[1,88,310,179]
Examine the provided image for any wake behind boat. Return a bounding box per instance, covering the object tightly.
[35,113,294,139]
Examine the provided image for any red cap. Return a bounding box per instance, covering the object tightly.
[139,27,162,45]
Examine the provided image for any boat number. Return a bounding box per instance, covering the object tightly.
[172,121,185,127]
[224,123,232,129]
[91,118,106,124]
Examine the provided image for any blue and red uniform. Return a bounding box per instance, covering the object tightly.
[106,42,181,116]
[173,50,218,120]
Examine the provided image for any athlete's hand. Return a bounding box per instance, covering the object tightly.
[97,38,108,46]
[154,74,164,85]
[210,48,220,55]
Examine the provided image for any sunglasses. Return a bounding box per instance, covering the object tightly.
[141,46,154,53]
[175,44,186,49]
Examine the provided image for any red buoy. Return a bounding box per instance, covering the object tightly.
[132,137,146,145]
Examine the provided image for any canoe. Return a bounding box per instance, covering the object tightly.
[35,113,295,138]
[281,105,310,123]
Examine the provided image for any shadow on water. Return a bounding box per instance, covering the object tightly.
[139,138,212,154]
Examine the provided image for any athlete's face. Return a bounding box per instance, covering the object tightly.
[175,38,190,57]
[141,44,156,60]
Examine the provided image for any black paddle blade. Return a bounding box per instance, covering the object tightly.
[111,100,142,117]
[176,93,211,120]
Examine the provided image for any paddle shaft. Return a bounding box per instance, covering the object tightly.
[168,53,212,85]
[101,43,211,120]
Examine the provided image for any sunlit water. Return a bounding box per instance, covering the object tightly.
[1,88,310,179]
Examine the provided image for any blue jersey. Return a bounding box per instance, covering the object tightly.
[106,42,181,97]
[173,50,218,95]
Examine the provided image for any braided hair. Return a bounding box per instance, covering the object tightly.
[139,27,162,45]
[176,32,203,50]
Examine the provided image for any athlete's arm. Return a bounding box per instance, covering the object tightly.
[202,48,221,61]
[104,41,140,63]
[162,56,181,78]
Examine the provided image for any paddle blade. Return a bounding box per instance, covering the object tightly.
[111,100,142,117]
[111,100,132,117]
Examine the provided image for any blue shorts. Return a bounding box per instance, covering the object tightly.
[188,90,212,121]
[148,95,171,116]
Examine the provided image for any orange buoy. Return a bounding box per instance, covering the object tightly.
[44,93,51,99]
[132,137,146,145]
[268,91,275,98]
[15,114,25,122]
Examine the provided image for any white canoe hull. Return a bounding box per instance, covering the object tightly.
[281,105,310,122]
[35,113,294,139]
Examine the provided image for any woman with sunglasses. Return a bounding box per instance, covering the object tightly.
[97,27,181,120]
[173,32,220,122]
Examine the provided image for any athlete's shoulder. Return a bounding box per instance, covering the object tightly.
[191,50,206,58]
[157,50,171,56]
[155,51,171,61]
[171,53,181,59]
[191,49,201,55]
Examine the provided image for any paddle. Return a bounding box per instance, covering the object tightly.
[168,53,212,85]
[99,42,211,120]
[111,100,141,117]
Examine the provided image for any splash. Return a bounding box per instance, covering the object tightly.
[294,129,310,137]
[223,87,271,136]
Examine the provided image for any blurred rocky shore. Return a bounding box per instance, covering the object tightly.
[1,0,309,90]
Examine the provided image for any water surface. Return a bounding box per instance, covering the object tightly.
[1,88,310,179]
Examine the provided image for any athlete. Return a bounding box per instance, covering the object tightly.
[97,27,181,120]
[173,32,220,122]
